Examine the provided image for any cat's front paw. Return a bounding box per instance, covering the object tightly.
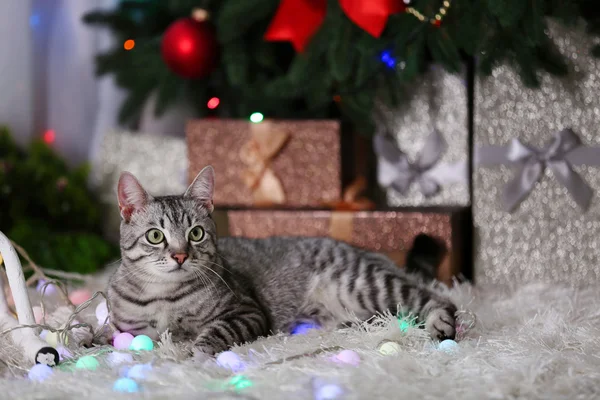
[193,341,218,356]
[425,305,456,340]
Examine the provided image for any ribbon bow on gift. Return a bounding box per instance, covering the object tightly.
[327,176,375,243]
[264,0,405,52]
[502,129,593,212]
[239,121,290,205]
[375,130,446,197]
[375,130,467,198]
[325,176,376,211]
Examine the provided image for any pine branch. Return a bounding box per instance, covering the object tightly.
[82,0,598,135]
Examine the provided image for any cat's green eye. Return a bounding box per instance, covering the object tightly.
[189,226,205,242]
[146,228,164,244]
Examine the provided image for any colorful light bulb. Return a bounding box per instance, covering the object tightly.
[207,97,220,109]
[124,39,135,50]
[249,112,264,123]
[28,364,53,382]
[291,322,320,335]
[43,130,56,145]
[75,355,99,371]
[216,351,245,372]
[113,377,139,393]
[113,332,134,350]
[129,335,154,351]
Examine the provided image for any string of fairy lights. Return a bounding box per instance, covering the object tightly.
[405,0,451,27]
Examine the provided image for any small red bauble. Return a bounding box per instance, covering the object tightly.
[160,18,218,79]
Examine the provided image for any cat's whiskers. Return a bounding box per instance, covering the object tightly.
[214,251,244,271]
[111,258,162,288]
[189,266,203,286]
[188,265,216,300]
[186,263,204,283]
[203,257,236,275]
[111,264,150,284]
[195,262,237,299]
[107,258,123,268]
[138,271,158,295]
[188,263,218,291]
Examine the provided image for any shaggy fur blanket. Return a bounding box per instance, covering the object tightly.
[1,280,600,400]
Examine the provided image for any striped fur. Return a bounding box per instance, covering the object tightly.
[108,167,456,355]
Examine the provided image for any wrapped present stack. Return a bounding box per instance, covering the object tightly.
[187,115,470,286]
[474,20,600,287]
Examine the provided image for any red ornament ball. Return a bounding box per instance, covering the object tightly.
[161,18,218,79]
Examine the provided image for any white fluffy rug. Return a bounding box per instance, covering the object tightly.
[2,280,600,400]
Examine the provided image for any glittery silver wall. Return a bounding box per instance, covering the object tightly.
[89,131,188,241]
[474,20,600,286]
[377,66,470,207]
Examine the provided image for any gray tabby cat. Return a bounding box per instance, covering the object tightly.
[108,166,457,355]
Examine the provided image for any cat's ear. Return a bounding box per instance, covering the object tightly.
[185,165,215,213]
[117,172,152,222]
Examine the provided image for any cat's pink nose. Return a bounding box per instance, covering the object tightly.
[171,253,188,265]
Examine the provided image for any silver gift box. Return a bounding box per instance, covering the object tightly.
[474,20,600,287]
[375,66,470,207]
[89,131,188,241]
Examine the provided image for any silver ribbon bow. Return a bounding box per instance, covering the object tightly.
[502,129,593,211]
[374,130,448,197]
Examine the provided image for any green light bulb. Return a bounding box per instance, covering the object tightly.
[250,112,264,123]
[399,320,411,332]
[229,375,253,391]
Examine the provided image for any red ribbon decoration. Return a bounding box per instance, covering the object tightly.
[265,0,405,52]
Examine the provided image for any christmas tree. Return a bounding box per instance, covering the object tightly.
[84,0,600,134]
[0,127,119,274]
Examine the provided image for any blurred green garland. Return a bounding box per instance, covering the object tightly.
[84,0,600,134]
[0,127,118,274]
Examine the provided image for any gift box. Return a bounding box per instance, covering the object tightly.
[186,119,341,208]
[374,66,470,207]
[474,20,600,287]
[226,209,467,285]
[89,130,188,241]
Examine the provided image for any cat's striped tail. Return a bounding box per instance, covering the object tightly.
[405,234,447,282]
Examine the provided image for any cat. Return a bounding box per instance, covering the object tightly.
[108,166,457,355]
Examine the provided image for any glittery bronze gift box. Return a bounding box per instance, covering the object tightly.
[186,119,341,208]
[226,210,465,285]
[474,20,600,287]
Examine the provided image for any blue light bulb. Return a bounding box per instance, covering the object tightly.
[28,364,53,382]
[113,377,139,393]
[291,322,321,335]
[216,351,246,372]
[30,14,41,27]
[380,51,396,69]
